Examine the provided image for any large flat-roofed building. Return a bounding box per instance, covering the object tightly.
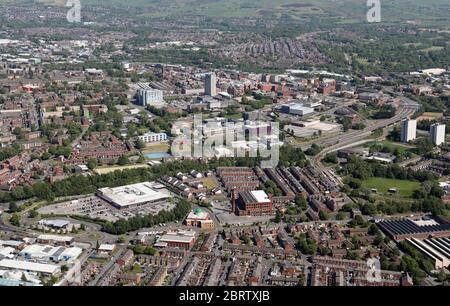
[0,259,61,276]
[136,83,164,107]
[233,190,273,216]
[97,182,172,210]
[280,102,314,116]
[36,234,74,246]
[19,245,82,262]
[138,132,168,143]
[406,237,450,269]
[157,230,197,249]
[377,218,450,241]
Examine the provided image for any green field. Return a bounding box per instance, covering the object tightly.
[361,178,420,197]
[141,142,170,154]
[94,164,150,175]
[200,177,219,190]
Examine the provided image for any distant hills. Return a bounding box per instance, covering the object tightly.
[1,0,449,26]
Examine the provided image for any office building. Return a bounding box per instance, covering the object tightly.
[136,83,164,107]
[430,123,446,146]
[138,132,168,143]
[204,73,217,96]
[401,119,417,143]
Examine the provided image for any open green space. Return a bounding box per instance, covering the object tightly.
[94,164,150,175]
[361,177,420,198]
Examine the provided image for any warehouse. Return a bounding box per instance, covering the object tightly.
[19,245,82,262]
[406,237,450,269]
[279,102,314,116]
[157,230,197,249]
[37,234,74,246]
[97,182,173,210]
[0,259,61,276]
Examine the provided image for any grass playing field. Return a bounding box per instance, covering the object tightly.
[361,177,421,198]
[94,164,150,175]
[141,143,170,154]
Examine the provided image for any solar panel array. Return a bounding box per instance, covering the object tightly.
[378,219,450,236]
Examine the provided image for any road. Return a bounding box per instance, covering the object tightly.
[89,245,126,286]
[299,96,420,187]
[310,98,419,152]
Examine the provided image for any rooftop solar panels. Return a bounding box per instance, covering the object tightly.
[378,219,450,240]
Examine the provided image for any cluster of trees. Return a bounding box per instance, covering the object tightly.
[368,142,413,162]
[324,152,338,164]
[296,233,318,255]
[284,195,309,218]
[319,210,330,221]
[339,156,438,182]
[9,213,20,227]
[241,96,271,111]
[101,199,191,235]
[337,117,352,132]
[0,145,21,162]
[305,143,322,156]
[348,215,369,228]
[413,138,435,156]
[47,146,72,158]
[147,105,185,135]
[411,95,449,115]
[281,145,307,164]
[371,105,396,119]
[360,196,448,217]
[260,181,283,197]
[131,245,159,256]
[417,119,438,131]
[398,240,435,285]
[297,233,333,256]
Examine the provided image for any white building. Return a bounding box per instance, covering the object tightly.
[280,102,314,116]
[138,132,168,143]
[401,119,417,143]
[136,83,164,107]
[0,259,61,276]
[19,245,82,262]
[430,123,446,146]
[204,73,217,96]
[97,182,173,210]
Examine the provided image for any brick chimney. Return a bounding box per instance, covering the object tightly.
[231,189,237,214]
